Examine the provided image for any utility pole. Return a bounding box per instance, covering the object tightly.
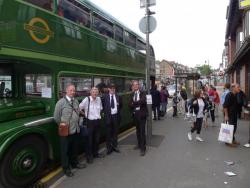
[145,0,152,142]
[139,0,156,143]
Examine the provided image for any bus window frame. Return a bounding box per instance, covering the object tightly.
[24,74,53,98]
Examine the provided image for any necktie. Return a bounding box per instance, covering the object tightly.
[111,95,115,108]
[134,92,138,101]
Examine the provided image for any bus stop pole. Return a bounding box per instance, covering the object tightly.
[145,0,152,143]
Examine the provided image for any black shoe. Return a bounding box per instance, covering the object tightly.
[64,169,74,177]
[72,162,87,169]
[140,150,146,156]
[107,149,113,155]
[87,157,93,164]
[153,118,157,120]
[113,148,120,153]
[94,153,105,158]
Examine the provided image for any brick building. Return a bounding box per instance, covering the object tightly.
[225,0,250,98]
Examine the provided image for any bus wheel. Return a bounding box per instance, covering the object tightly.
[0,136,48,188]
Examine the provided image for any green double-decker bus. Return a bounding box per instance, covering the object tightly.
[0,0,155,187]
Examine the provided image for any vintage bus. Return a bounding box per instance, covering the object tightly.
[0,0,155,187]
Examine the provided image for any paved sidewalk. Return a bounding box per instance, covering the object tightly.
[51,112,250,188]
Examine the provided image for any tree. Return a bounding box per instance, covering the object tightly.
[195,64,212,76]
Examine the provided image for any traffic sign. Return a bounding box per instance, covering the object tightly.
[139,16,157,34]
[140,0,156,8]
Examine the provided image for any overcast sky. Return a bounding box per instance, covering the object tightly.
[90,0,229,68]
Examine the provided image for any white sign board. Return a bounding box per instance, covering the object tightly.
[42,87,52,98]
[139,16,157,34]
[146,94,152,104]
[140,0,156,8]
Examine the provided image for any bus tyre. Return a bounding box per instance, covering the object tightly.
[0,136,48,188]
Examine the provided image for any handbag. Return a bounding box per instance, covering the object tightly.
[218,122,234,144]
[80,97,90,137]
[58,122,69,137]
[58,98,75,137]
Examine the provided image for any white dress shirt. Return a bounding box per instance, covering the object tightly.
[133,90,140,111]
[110,94,118,115]
[79,96,103,120]
[197,98,205,118]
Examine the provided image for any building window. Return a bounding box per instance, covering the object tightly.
[236,68,241,85]
[236,31,243,51]
[243,11,250,38]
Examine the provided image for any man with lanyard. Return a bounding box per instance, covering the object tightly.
[102,83,123,155]
[223,84,241,147]
[79,87,104,164]
[129,80,147,156]
[54,84,86,177]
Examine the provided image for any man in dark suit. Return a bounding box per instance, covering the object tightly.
[102,83,123,155]
[129,80,147,156]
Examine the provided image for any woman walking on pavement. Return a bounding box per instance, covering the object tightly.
[188,90,208,142]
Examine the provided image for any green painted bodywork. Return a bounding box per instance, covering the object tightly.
[0,1,154,185]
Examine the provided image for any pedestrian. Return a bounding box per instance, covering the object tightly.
[220,83,230,117]
[236,87,247,119]
[102,83,123,155]
[129,80,147,156]
[160,86,169,117]
[213,87,220,117]
[244,103,250,148]
[79,87,104,164]
[180,85,188,114]
[172,92,179,117]
[54,84,86,177]
[202,93,210,128]
[151,84,161,120]
[223,84,241,147]
[188,89,208,142]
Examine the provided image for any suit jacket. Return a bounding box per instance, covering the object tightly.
[102,93,122,125]
[190,97,208,115]
[128,90,148,119]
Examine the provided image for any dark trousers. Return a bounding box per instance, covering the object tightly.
[60,133,79,170]
[106,114,119,151]
[210,109,215,122]
[134,112,146,151]
[86,119,101,159]
[237,106,242,119]
[184,100,188,113]
[173,106,177,116]
[229,118,237,141]
[191,118,203,134]
[248,123,250,143]
[152,105,160,119]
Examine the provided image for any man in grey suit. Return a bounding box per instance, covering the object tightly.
[54,84,86,177]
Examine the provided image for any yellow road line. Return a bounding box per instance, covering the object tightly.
[40,167,62,183]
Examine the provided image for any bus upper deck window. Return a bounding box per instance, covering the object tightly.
[25,0,53,11]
